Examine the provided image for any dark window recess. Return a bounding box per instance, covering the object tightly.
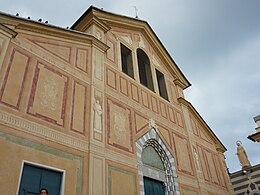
[137,48,154,91]
[156,69,168,100]
[121,44,134,78]
[18,164,62,195]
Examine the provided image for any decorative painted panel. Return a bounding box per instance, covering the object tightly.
[71,81,87,135]
[159,101,168,119]
[75,48,89,73]
[197,145,210,181]
[213,154,226,188]
[0,37,5,56]
[190,117,199,136]
[180,187,198,195]
[173,134,194,176]
[141,90,150,109]
[108,165,137,195]
[0,36,7,69]
[204,149,219,185]
[0,49,29,109]
[94,50,103,81]
[176,110,184,128]
[151,96,159,114]
[131,83,139,103]
[106,67,117,90]
[168,106,176,124]
[28,62,68,126]
[106,39,116,63]
[157,125,171,147]
[199,127,213,144]
[134,111,149,133]
[119,76,128,96]
[90,156,104,195]
[107,98,133,153]
[32,40,71,63]
[170,84,178,104]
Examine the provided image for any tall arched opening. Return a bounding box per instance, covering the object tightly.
[136,128,180,195]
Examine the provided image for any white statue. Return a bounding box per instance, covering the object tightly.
[236,141,251,168]
[193,147,201,171]
[93,99,102,132]
[149,118,158,130]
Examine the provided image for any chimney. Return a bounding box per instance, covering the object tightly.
[253,115,260,132]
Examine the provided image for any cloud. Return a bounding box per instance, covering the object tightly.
[184,32,260,172]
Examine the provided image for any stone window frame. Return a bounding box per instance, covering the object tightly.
[120,43,135,79]
[17,160,66,195]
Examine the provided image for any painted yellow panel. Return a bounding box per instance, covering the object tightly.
[71,82,86,134]
[0,50,29,109]
[109,166,136,195]
[28,63,68,126]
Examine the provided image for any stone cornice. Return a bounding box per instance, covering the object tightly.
[0,12,109,52]
[174,78,187,89]
[178,97,227,152]
[72,12,111,33]
[15,23,109,52]
[0,23,17,38]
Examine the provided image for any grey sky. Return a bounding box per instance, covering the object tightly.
[1,0,259,172]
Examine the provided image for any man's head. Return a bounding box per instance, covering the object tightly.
[40,188,48,195]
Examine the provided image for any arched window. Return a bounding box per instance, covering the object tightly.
[142,145,165,171]
[137,49,154,91]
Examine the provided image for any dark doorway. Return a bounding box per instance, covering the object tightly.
[143,177,165,195]
[18,164,62,195]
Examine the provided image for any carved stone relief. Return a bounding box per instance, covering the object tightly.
[93,99,103,133]
[148,118,158,131]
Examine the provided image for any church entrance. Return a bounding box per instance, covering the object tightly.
[136,127,180,195]
[144,177,165,195]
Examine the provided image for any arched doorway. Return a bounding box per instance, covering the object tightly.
[142,145,165,195]
[136,128,179,195]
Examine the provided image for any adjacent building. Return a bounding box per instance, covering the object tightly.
[248,115,260,142]
[0,6,234,195]
[230,164,260,195]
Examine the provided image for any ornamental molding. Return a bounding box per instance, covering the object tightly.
[0,110,89,152]
[105,148,137,168]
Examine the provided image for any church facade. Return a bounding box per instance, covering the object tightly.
[0,6,234,195]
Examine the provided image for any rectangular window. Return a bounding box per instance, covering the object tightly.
[121,43,134,78]
[156,69,168,100]
[18,162,64,195]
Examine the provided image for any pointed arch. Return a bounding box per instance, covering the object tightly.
[136,128,179,195]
